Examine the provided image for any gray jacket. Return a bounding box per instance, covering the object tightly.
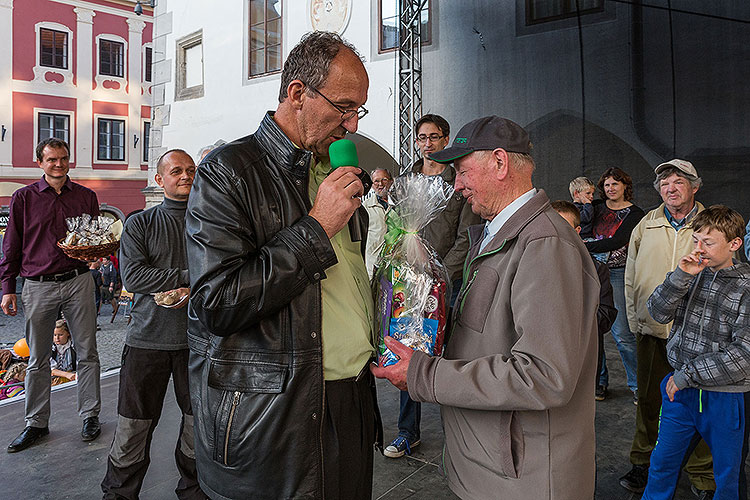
[648,263,750,392]
[119,198,191,350]
[408,190,600,500]
[410,160,482,282]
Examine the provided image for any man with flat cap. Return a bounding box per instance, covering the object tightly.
[372,115,600,500]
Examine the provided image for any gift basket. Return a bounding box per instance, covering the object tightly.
[57,214,123,261]
[374,173,454,367]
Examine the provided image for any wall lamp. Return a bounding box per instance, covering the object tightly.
[134,0,156,16]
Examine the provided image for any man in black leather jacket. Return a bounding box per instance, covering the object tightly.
[185,32,381,500]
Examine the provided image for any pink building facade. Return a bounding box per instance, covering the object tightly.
[0,0,153,218]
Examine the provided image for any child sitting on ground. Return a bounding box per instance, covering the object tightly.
[552,201,618,400]
[50,319,76,385]
[0,362,27,400]
[569,176,596,239]
[642,205,750,500]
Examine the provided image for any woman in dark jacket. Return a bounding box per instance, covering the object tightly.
[585,167,645,402]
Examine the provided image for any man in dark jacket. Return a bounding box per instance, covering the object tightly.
[185,32,380,500]
[385,114,481,459]
[101,149,203,499]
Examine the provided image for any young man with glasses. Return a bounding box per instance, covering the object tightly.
[384,114,482,459]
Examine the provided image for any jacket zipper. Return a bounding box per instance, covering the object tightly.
[458,239,507,315]
[223,391,241,466]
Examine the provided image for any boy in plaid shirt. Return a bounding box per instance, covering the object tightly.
[642,205,750,500]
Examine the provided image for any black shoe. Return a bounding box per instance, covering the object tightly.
[7,426,49,453]
[691,485,715,499]
[595,385,607,401]
[81,416,101,441]
[619,464,649,493]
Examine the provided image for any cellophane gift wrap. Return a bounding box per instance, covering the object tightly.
[374,173,453,367]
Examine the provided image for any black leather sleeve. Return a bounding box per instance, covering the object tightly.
[185,160,337,336]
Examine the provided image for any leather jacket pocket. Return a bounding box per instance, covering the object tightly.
[498,411,524,479]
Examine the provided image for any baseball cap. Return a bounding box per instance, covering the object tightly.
[429,115,532,164]
[654,159,698,177]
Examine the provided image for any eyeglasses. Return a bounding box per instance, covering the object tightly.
[416,134,445,143]
[304,83,368,121]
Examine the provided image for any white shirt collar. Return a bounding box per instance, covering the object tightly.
[479,188,537,253]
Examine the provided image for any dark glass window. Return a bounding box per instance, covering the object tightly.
[379,0,431,52]
[100,39,125,77]
[40,28,68,69]
[97,118,125,161]
[526,0,604,25]
[249,0,282,77]
[144,47,152,82]
[38,113,69,144]
[143,122,151,162]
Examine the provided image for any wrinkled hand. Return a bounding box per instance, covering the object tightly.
[678,249,708,275]
[370,336,414,392]
[666,375,680,402]
[173,288,190,309]
[1,293,17,316]
[309,166,364,238]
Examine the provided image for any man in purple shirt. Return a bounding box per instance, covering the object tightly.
[1,138,102,453]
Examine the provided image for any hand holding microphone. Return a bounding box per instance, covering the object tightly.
[309,139,371,238]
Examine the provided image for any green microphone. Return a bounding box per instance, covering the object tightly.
[329,139,372,196]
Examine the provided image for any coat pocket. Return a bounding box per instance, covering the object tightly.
[458,266,499,333]
[497,411,524,479]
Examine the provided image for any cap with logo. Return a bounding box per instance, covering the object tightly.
[429,115,532,164]
[654,159,698,177]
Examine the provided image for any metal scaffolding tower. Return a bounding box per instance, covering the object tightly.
[398,0,425,173]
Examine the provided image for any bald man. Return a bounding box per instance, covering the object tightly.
[101,149,204,499]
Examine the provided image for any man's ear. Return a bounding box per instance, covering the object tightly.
[154,173,164,189]
[285,80,306,110]
[491,148,510,180]
[730,237,743,253]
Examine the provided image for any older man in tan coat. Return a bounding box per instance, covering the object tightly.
[372,116,600,500]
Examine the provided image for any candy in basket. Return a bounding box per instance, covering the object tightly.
[374,173,454,367]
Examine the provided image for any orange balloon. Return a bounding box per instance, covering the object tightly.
[13,338,29,358]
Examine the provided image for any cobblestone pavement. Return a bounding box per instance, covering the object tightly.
[0,290,128,372]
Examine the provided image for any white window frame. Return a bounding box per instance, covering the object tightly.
[175,29,204,101]
[141,42,154,94]
[94,113,128,165]
[32,108,75,163]
[95,34,128,93]
[140,118,151,165]
[33,21,74,85]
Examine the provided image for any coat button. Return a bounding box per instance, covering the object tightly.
[312,412,317,420]
[295,179,301,185]
[313,272,320,280]
[311,331,317,339]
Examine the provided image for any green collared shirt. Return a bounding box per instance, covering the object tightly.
[309,159,375,380]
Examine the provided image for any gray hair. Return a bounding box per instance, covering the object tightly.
[653,166,702,191]
[198,139,227,160]
[278,31,362,103]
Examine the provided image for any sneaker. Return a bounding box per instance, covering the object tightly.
[383,435,420,458]
[619,464,649,493]
[595,385,607,401]
[633,393,639,406]
[691,485,715,499]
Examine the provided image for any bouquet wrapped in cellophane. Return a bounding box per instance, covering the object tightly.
[374,173,453,367]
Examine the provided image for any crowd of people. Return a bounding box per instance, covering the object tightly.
[0,30,749,500]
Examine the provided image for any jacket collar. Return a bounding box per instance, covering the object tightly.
[645,201,705,228]
[468,189,551,257]
[411,158,455,184]
[254,111,313,179]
